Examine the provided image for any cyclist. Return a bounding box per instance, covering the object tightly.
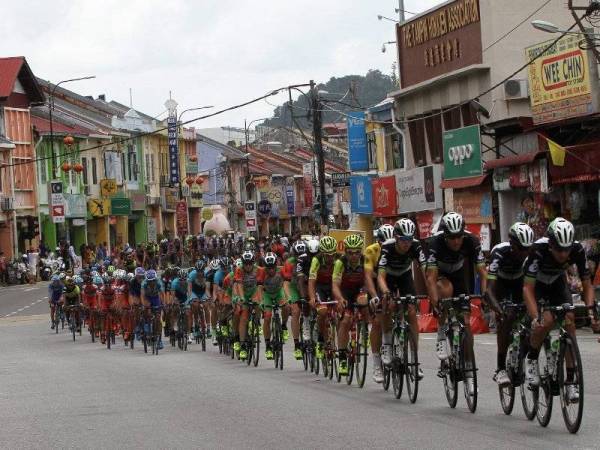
[308,236,337,360]
[332,234,367,376]
[99,274,116,345]
[188,260,209,342]
[114,269,131,342]
[129,267,145,339]
[262,252,286,360]
[233,250,265,361]
[425,211,486,394]
[283,241,308,360]
[205,259,221,343]
[48,274,65,329]
[378,218,426,380]
[218,258,236,345]
[141,269,164,349]
[171,268,190,341]
[485,222,534,386]
[82,272,99,335]
[523,218,597,401]
[364,224,394,383]
[231,258,244,354]
[63,276,82,332]
[297,238,320,339]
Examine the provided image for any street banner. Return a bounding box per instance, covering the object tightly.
[147,217,157,242]
[372,175,397,217]
[331,172,351,188]
[244,201,257,232]
[347,112,368,171]
[350,175,373,214]
[176,200,188,236]
[302,162,313,212]
[167,115,179,184]
[443,125,482,180]
[394,165,443,213]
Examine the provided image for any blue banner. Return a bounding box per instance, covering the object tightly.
[286,185,295,215]
[350,175,373,214]
[168,116,179,185]
[347,111,368,171]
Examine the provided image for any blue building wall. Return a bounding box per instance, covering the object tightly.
[197,140,225,205]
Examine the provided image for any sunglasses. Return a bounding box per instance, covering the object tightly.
[396,236,412,242]
[346,250,362,256]
[445,234,464,241]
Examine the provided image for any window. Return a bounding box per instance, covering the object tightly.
[81,157,88,186]
[367,131,377,169]
[425,112,444,163]
[91,157,98,184]
[407,116,427,166]
[38,150,47,184]
[389,132,405,170]
[0,108,5,137]
[145,154,150,182]
[150,154,155,182]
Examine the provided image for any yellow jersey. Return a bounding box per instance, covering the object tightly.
[363,243,381,273]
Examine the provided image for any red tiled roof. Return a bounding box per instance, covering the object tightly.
[31,115,95,136]
[0,57,24,99]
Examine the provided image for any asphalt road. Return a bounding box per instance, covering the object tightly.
[1,287,600,449]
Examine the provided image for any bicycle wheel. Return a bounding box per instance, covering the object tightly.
[106,316,112,350]
[346,350,354,385]
[405,331,419,404]
[272,316,281,369]
[313,349,320,375]
[462,336,478,413]
[536,341,553,427]
[355,321,368,388]
[142,324,148,354]
[252,317,261,367]
[441,359,458,408]
[201,330,206,352]
[519,352,538,420]
[558,335,584,434]
[71,315,76,342]
[391,328,404,399]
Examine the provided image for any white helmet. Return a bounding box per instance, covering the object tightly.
[509,222,534,248]
[548,217,575,248]
[442,212,464,236]
[377,224,395,244]
[306,238,320,254]
[394,218,416,239]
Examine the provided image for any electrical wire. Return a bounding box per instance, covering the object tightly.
[1,87,290,169]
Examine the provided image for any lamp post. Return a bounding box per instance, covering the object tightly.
[244,117,275,151]
[48,76,96,179]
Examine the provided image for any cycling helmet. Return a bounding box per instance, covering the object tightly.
[195,259,206,271]
[377,224,395,244]
[307,238,320,254]
[90,270,99,278]
[102,274,113,284]
[235,258,243,268]
[319,236,338,254]
[106,265,115,275]
[73,275,83,285]
[442,212,465,236]
[93,275,103,286]
[209,259,220,270]
[394,218,416,239]
[127,273,135,282]
[548,217,575,248]
[178,268,188,279]
[292,241,306,255]
[263,252,278,267]
[145,269,157,281]
[134,267,145,277]
[51,274,60,282]
[241,250,255,263]
[508,222,534,248]
[220,256,230,268]
[343,234,364,250]
[58,272,66,280]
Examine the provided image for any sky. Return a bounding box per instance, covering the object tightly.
[1,0,443,129]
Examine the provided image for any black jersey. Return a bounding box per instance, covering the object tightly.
[379,240,425,277]
[487,242,527,281]
[525,237,589,285]
[295,253,312,278]
[425,231,485,275]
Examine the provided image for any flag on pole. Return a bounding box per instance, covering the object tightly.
[544,136,566,167]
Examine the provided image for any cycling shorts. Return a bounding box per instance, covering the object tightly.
[534,274,572,307]
[146,295,161,309]
[494,277,524,304]
[262,289,285,311]
[438,269,468,297]
[49,290,62,304]
[286,284,300,304]
[386,271,416,297]
[83,294,97,309]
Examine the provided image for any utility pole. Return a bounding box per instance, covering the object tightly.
[310,80,327,229]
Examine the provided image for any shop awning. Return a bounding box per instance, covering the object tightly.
[549,142,600,184]
[484,150,543,170]
[440,174,488,189]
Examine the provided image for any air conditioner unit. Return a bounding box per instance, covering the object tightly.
[0,196,14,211]
[504,79,529,100]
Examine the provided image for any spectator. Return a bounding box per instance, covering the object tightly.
[0,251,7,285]
[96,242,106,262]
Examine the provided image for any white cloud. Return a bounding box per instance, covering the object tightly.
[0,0,443,127]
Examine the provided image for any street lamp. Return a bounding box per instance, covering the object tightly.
[381,41,397,53]
[244,117,277,151]
[531,19,600,38]
[377,14,399,23]
[48,76,96,179]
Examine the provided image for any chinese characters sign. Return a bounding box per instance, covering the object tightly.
[167,115,179,185]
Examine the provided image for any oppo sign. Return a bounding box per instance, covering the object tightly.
[447,144,474,166]
[442,125,482,180]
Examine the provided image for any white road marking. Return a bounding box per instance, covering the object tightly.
[24,287,36,292]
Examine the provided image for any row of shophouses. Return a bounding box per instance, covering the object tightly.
[348,0,600,254]
[0,56,348,259]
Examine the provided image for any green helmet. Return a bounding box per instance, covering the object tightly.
[319,236,338,254]
[343,234,364,250]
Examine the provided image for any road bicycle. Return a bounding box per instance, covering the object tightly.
[100,307,116,350]
[438,295,480,413]
[66,303,82,342]
[299,299,319,374]
[496,301,537,419]
[245,302,261,367]
[270,303,284,370]
[384,294,426,403]
[338,298,369,388]
[318,299,338,380]
[535,303,585,434]
[191,300,207,351]
[53,303,65,333]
